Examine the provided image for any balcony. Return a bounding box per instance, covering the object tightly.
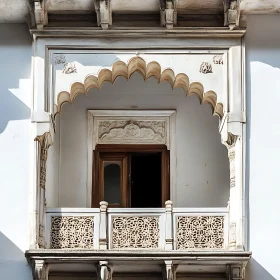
[26,201,250,279]
[45,201,229,251]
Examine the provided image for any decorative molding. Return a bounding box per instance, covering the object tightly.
[54,54,66,65]
[62,62,77,74]
[50,216,94,249]
[213,55,223,65]
[176,216,225,249]
[229,221,236,247]
[199,62,213,74]
[111,216,160,249]
[56,56,223,119]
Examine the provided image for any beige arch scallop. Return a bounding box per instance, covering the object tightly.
[55,56,224,119]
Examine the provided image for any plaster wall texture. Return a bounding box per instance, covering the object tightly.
[0,24,32,279]
[49,74,230,208]
[245,15,280,280]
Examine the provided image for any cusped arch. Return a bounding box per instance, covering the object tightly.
[55,56,224,119]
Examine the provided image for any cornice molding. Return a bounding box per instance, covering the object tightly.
[30,27,246,39]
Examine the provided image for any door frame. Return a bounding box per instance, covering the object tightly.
[92,144,170,208]
[87,110,176,207]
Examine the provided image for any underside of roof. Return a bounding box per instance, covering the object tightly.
[0,0,279,29]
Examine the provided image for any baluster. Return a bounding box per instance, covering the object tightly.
[165,200,173,250]
[99,201,108,249]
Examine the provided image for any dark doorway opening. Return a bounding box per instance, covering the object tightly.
[130,153,162,208]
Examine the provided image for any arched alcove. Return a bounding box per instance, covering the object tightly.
[46,72,230,209]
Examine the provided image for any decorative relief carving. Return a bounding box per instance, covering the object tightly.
[199,62,213,74]
[176,216,224,249]
[50,216,94,249]
[63,62,77,74]
[228,145,236,189]
[32,260,48,280]
[35,132,52,189]
[111,216,160,249]
[98,120,166,144]
[38,224,45,248]
[213,55,223,65]
[54,54,66,65]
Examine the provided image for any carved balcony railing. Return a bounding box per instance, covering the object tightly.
[45,201,229,251]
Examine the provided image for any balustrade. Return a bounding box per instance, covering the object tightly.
[45,201,229,250]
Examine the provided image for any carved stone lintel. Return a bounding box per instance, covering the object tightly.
[162,261,178,280]
[94,0,112,29]
[199,62,213,74]
[97,118,168,146]
[97,261,113,280]
[32,260,48,280]
[224,0,240,30]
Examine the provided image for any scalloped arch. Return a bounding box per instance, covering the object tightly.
[55,56,224,119]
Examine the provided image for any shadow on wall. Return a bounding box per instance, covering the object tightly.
[246,258,277,280]
[0,232,32,280]
[0,24,31,134]
[245,15,280,280]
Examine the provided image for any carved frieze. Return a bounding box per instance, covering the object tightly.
[94,116,170,146]
[98,120,165,144]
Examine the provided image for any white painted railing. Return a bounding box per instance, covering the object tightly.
[45,201,229,250]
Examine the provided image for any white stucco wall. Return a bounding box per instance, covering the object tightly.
[0,24,32,279]
[245,15,280,280]
[49,73,230,208]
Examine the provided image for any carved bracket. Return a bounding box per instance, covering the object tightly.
[32,260,49,280]
[224,0,241,30]
[227,264,246,280]
[34,0,48,29]
[94,0,112,29]
[162,261,178,280]
[97,261,113,280]
[159,0,177,29]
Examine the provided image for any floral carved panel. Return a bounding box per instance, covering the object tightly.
[96,119,167,145]
[50,216,94,249]
[111,216,160,249]
[176,216,224,249]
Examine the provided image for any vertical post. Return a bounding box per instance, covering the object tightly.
[99,201,108,249]
[227,135,243,250]
[165,200,173,250]
[34,132,52,249]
